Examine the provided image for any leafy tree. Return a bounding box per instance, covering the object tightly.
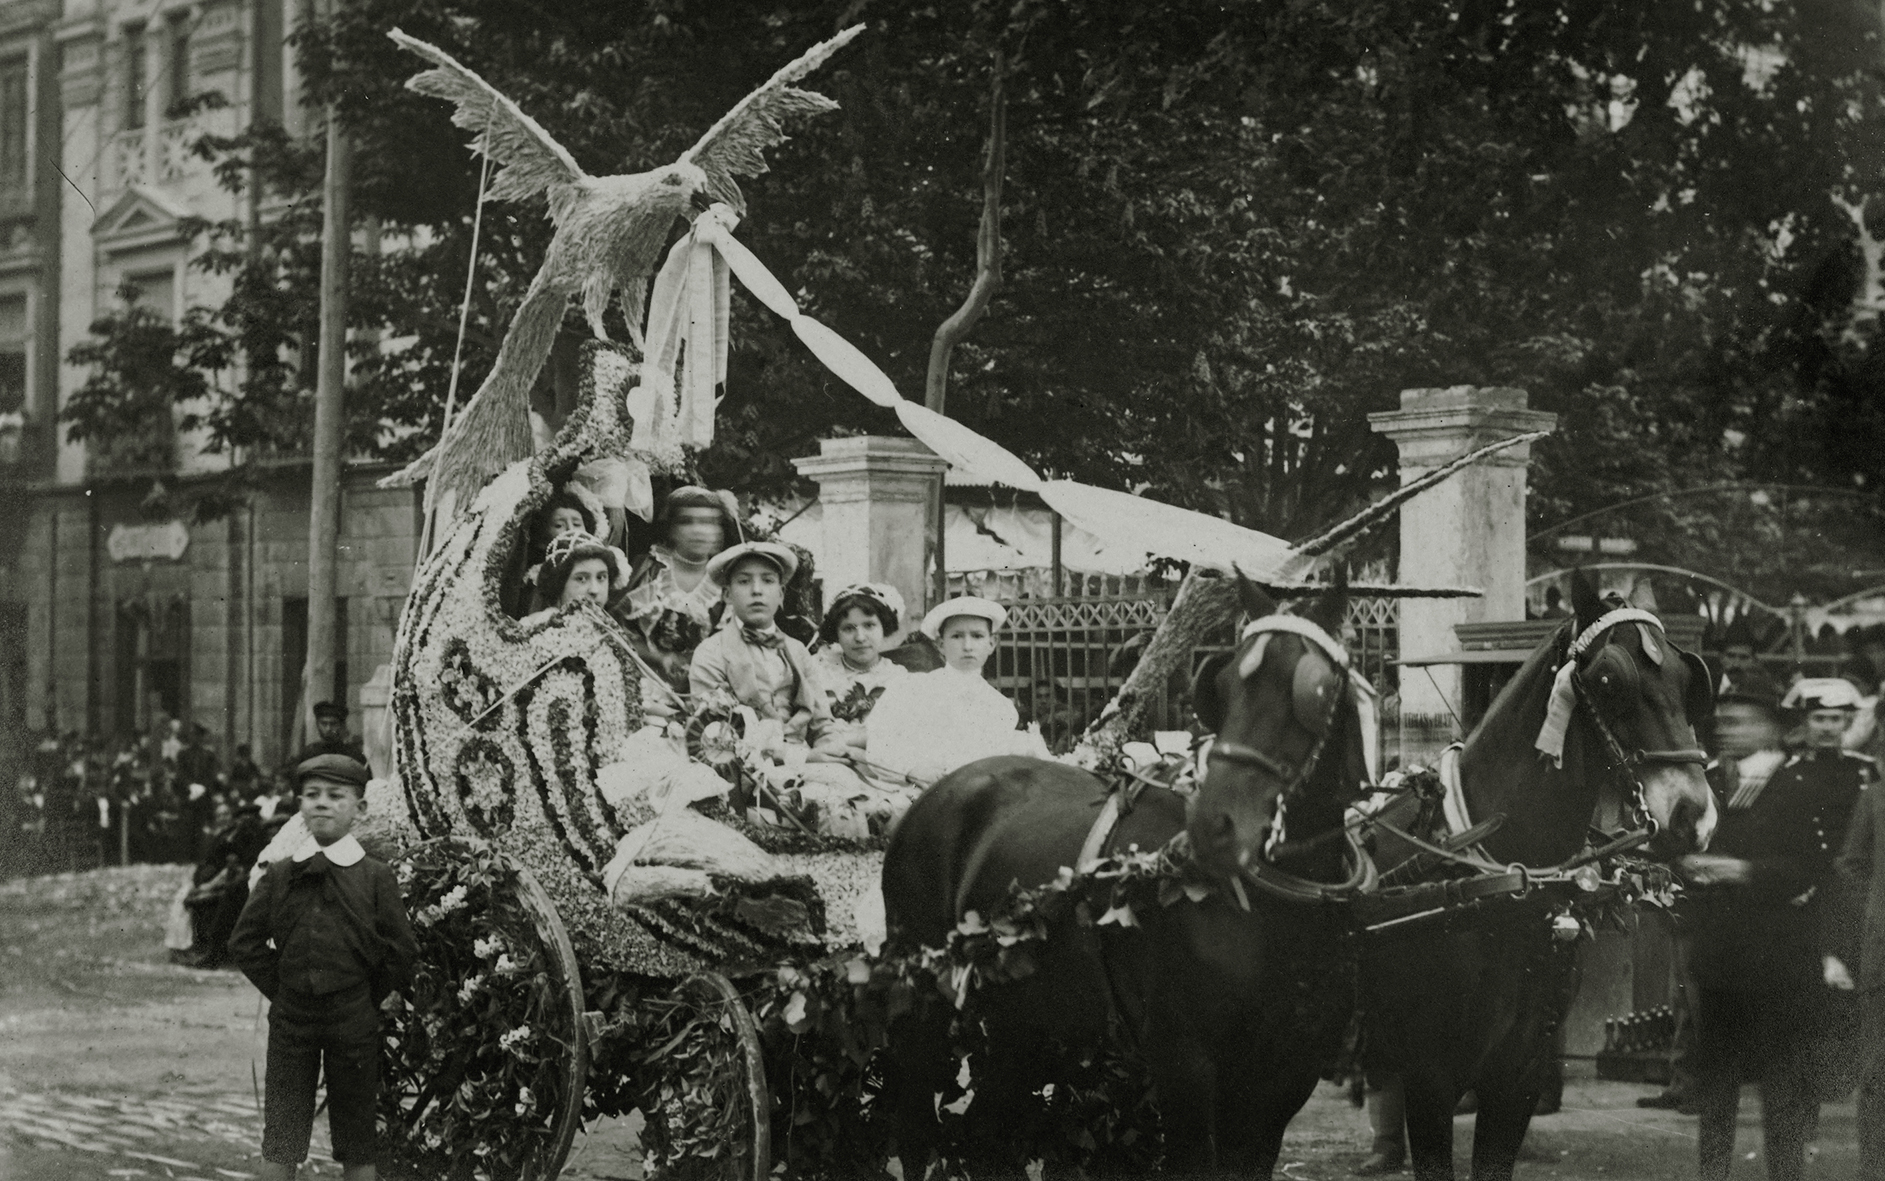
[59,0,1885,595]
[61,281,224,471]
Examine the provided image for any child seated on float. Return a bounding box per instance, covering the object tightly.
[810,583,909,758]
[689,543,911,836]
[865,596,1048,785]
[614,486,740,691]
[526,531,687,722]
[521,488,628,603]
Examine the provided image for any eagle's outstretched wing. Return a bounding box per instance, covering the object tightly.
[681,24,863,214]
[389,28,587,204]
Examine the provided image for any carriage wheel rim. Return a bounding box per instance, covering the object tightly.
[682,972,772,1181]
[391,837,589,1181]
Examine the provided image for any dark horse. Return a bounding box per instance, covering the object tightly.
[882,577,1374,1179]
[1362,572,1719,1180]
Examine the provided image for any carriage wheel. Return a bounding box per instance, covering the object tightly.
[635,972,772,1181]
[378,838,588,1180]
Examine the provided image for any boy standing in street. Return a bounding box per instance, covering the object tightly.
[229,753,417,1181]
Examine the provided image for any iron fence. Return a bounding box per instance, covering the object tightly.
[987,583,1399,753]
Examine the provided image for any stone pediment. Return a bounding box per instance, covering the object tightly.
[92,184,195,255]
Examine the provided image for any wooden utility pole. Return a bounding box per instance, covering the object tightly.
[304,109,351,738]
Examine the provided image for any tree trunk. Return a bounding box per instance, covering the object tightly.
[923,58,1007,607]
[305,110,351,738]
[1072,570,1239,764]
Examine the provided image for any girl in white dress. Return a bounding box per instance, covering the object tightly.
[811,583,909,756]
[866,596,1047,785]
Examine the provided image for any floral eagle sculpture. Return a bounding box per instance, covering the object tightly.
[382,25,864,520]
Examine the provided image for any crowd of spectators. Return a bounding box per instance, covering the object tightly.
[9,717,298,876]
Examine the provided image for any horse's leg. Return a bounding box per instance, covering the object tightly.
[1465,1072,1539,1181]
[1401,1066,1460,1181]
[959,1028,1046,1181]
[1143,1029,1219,1180]
[884,1009,956,1181]
[1224,1063,1321,1181]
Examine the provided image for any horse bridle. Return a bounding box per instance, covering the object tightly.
[1206,615,1354,861]
[1561,608,1708,838]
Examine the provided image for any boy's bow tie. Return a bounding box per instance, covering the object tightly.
[741,627,784,650]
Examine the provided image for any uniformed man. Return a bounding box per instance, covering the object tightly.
[1832,685,1885,1180]
[1639,689,1787,1112]
[1680,677,1873,1181]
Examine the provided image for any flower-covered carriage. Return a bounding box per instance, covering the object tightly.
[367,319,914,1178]
[354,26,1568,1181]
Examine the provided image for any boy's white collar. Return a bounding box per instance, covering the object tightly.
[293,833,365,866]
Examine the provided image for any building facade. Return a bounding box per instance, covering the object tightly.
[3,0,419,773]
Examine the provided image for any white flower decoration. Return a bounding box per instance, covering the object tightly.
[499,1024,533,1052]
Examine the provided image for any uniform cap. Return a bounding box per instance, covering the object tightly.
[1780,677,1863,712]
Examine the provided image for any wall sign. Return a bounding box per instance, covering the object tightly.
[107,520,190,563]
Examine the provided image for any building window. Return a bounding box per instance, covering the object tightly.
[0,59,26,197]
[123,24,145,130]
[0,294,25,415]
[166,12,190,116]
[124,269,176,326]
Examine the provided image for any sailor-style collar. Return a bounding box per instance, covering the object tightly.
[292,833,365,866]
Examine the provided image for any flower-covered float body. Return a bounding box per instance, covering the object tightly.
[389,343,879,977]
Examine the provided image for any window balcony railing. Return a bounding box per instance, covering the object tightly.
[109,119,199,191]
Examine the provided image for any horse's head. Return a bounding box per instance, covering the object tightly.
[1552,572,1718,857]
[1187,574,1369,881]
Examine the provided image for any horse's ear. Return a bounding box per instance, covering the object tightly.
[1343,694,1371,794]
[1192,652,1231,732]
[1569,569,1605,629]
[1234,568,1277,620]
[1680,648,1715,729]
[1303,568,1348,638]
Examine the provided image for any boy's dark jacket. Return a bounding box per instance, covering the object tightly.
[229,849,417,1003]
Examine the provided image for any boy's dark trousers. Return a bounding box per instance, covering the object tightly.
[264,982,381,1166]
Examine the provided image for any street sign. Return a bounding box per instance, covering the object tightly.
[106,520,189,563]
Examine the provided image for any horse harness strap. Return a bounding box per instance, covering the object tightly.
[1535,606,1705,838]
[1210,619,1352,857]
[1352,867,1535,932]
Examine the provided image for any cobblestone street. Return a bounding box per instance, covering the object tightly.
[0,866,1865,1181]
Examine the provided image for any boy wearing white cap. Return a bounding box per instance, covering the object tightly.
[865,595,1048,785]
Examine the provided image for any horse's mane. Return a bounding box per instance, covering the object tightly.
[1459,618,1605,866]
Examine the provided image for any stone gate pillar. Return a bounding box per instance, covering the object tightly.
[792,437,949,643]
[1368,387,1556,740]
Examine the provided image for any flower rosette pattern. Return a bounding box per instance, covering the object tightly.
[379,838,587,1181]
